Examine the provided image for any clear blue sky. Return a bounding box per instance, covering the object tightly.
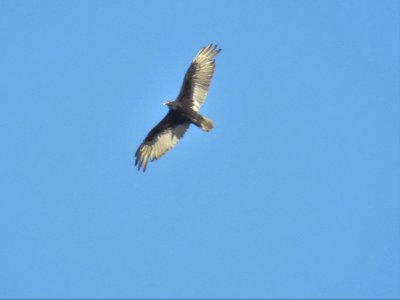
[1,0,399,298]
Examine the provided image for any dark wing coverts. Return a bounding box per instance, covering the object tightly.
[135,112,189,172]
[177,44,221,112]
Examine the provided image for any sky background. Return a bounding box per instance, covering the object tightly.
[0,0,399,298]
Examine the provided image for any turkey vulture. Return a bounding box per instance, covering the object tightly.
[135,44,221,172]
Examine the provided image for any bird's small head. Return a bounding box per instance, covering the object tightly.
[163,100,179,110]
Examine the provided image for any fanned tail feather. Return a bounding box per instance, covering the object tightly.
[200,116,214,132]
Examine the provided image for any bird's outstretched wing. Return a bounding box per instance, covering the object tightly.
[176,44,221,112]
[135,111,189,172]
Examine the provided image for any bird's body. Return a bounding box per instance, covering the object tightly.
[166,101,214,132]
[135,44,221,171]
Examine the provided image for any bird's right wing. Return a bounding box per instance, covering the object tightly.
[176,44,221,112]
[135,112,189,172]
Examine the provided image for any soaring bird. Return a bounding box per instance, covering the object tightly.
[135,44,221,172]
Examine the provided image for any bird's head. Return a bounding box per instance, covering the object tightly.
[163,101,178,110]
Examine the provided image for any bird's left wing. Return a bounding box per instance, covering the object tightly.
[135,112,189,172]
[176,44,221,112]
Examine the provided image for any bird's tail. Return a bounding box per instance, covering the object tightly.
[199,115,214,132]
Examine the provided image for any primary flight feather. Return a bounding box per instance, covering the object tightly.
[135,44,221,172]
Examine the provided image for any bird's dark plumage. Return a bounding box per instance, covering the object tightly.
[135,44,221,172]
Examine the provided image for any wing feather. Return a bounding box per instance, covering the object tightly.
[176,44,221,112]
[135,111,189,172]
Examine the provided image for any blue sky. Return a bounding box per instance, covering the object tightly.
[0,0,399,298]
